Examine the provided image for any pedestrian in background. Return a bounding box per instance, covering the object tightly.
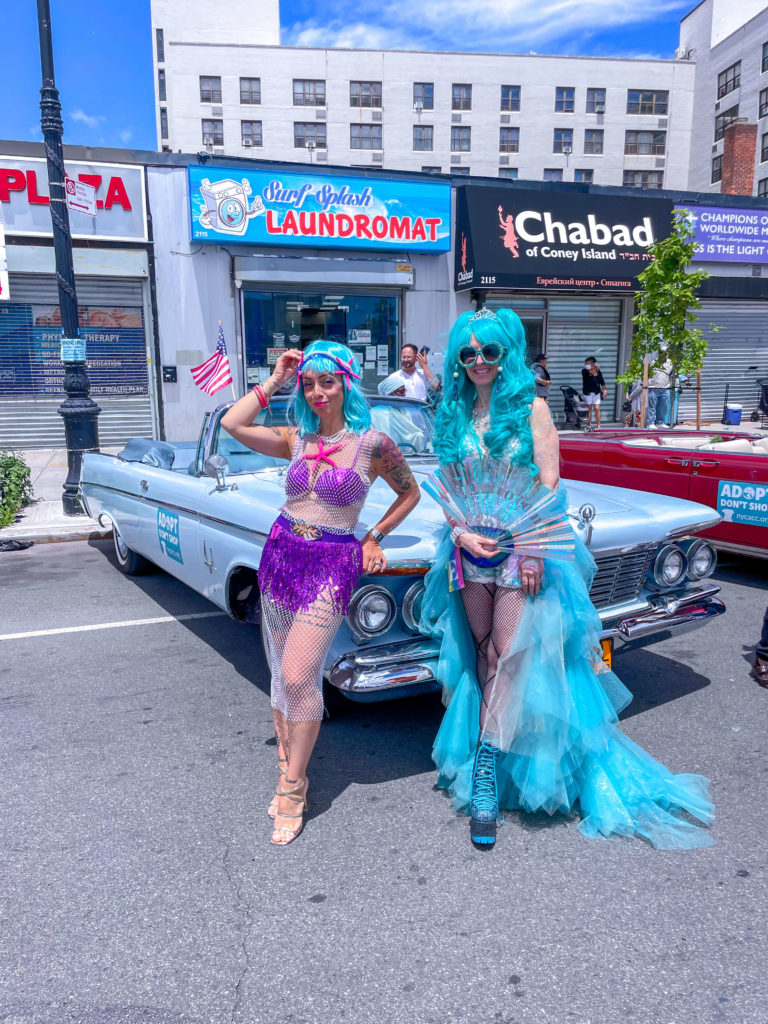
[388,344,442,401]
[581,356,607,428]
[751,605,768,687]
[532,353,552,403]
[645,347,673,428]
[624,380,643,428]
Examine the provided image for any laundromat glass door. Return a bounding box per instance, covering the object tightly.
[242,291,400,393]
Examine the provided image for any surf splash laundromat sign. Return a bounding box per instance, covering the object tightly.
[188,166,451,252]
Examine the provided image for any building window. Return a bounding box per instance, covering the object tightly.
[554,87,575,113]
[626,89,668,115]
[350,123,382,149]
[624,130,666,155]
[202,119,223,146]
[452,84,472,110]
[421,165,441,173]
[586,88,605,113]
[717,61,741,99]
[350,81,382,108]
[499,127,519,153]
[413,125,433,151]
[200,76,222,104]
[414,83,434,110]
[574,169,593,183]
[451,126,471,151]
[500,85,520,111]
[543,168,563,182]
[241,120,262,147]
[294,122,327,148]
[759,177,768,197]
[711,155,723,183]
[160,108,168,139]
[760,88,768,118]
[623,170,664,188]
[584,129,604,154]
[762,132,768,163]
[499,168,518,179]
[155,28,164,63]
[240,78,261,104]
[454,168,471,175]
[157,69,166,101]
[763,42,768,74]
[294,80,325,106]
[714,105,739,141]
[553,128,573,153]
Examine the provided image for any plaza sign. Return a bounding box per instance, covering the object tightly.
[455,185,674,291]
[0,157,147,242]
[188,166,451,252]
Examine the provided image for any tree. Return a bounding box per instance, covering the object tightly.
[619,210,711,424]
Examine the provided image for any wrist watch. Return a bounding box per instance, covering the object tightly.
[369,528,385,544]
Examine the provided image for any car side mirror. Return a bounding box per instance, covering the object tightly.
[204,454,230,490]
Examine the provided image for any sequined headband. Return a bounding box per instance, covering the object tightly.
[297,351,362,391]
[469,307,498,323]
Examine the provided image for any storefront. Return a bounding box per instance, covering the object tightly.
[0,152,157,447]
[454,184,674,422]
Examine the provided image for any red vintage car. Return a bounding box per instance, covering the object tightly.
[559,428,768,559]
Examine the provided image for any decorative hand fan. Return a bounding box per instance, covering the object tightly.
[422,457,575,562]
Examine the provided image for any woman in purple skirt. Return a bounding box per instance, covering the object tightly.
[222,341,419,845]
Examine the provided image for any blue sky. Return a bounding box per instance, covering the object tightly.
[2,0,692,151]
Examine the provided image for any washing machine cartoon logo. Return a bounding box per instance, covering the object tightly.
[197,177,264,235]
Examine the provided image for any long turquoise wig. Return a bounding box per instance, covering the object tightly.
[291,339,371,436]
[433,308,535,466]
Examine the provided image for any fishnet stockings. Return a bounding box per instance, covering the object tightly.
[461,582,526,740]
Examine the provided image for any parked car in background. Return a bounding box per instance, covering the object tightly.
[559,428,768,560]
[80,397,725,705]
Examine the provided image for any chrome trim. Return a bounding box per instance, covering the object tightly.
[710,539,768,561]
[652,543,687,587]
[665,516,721,539]
[608,583,723,643]
[402,581,425,632]
[683,539,717,580]
[347,585,397,639]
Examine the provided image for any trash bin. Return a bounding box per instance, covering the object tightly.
[723,404,742,426]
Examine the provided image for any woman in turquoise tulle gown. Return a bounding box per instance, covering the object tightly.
[419,307,714,850]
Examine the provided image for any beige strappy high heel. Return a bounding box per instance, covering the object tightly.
[270,778,308,846]
[267,756,289,820]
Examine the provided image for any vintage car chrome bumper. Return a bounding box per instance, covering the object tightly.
[328,583,725,699]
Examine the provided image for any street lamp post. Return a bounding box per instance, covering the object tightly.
[37,0,100,515]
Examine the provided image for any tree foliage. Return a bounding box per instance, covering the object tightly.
[619,211,710,387]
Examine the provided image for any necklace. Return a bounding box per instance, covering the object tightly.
[317,425,348,443]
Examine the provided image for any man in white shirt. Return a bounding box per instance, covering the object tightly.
[387,344,441,401]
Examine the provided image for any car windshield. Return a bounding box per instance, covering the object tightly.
[212,396,435,472]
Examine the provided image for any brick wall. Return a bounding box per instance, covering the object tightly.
[721,119,758,196]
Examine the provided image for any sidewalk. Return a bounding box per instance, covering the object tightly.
[0,449,120,547]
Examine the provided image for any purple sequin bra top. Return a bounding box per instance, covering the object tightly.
[282,429,375,532]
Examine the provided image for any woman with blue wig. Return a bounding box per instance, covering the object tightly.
[420,308,714,850]
[222,341,419,845]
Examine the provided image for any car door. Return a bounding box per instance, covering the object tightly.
[687,449,768,554]
[558,435,607,484]
[598,437,693,498]
[133,463,207,588]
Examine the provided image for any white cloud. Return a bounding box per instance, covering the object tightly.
[284,0,689,53]
[70,109,106,130]
[119,129,134,144]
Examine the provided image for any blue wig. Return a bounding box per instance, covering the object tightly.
[291,339,371,436]
[432,308,535,467]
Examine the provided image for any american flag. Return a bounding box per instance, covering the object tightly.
[191,322,233,396]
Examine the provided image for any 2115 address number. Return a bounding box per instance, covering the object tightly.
[480,276,496,284]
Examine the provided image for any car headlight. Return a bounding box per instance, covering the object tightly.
[685,539,716,580]
[348,586,396,637]
[402,582,425,632]
[653,544,687,587]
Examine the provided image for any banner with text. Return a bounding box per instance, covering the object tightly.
[677,205,768,263]
[188,166,451,252]
[454,185,674,291]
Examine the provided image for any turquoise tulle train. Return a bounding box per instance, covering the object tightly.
[419,517,715,851]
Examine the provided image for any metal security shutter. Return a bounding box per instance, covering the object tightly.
[0,273,153,448]
[545,298,622,422]
[676,300,768,422]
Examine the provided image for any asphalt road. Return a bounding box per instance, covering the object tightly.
[1,540,766,1024]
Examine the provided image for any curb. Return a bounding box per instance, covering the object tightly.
[0,525,113,546]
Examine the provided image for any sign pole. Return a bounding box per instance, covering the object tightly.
[37,0,100,515]
[696,370,702,431]
[640,355,650,428]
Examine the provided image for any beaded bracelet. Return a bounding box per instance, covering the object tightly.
[252,384,269,409]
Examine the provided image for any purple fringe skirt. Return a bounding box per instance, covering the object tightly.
[258,514,363,615]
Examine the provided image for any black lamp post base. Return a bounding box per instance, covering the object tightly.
[58,363,101,516]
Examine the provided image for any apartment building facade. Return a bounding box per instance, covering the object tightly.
[150,0,696,189]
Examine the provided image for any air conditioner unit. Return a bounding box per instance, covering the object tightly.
[203,134,213,146]
[452,114,462,123]
[242,138,252,147]
[500,114,510,124]
[450,155,461,164]
[500,155,509,165]
[372,151,383,162]
[212,107,223,117]
[317,152,328,161]
[594,103,606,114]
[563,144,572,155]
[315,109,327,119]
[675,46,686,59]
[655,157,666,168]
[372,110,382,121]
[414,101,423,114]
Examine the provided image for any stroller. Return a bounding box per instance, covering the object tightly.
[560,385,590,430]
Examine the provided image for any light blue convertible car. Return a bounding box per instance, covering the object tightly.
[80,395,725,703]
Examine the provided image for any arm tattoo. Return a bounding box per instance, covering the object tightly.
[373,434,414,492]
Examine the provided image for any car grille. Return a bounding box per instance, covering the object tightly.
[589,548,657,609]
